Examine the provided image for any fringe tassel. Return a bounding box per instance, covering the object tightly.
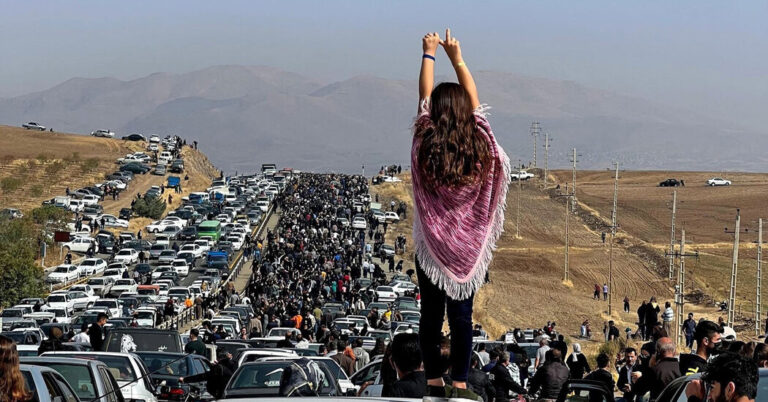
[414,147,512,301]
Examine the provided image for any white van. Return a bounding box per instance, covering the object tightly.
[158,151,172,165]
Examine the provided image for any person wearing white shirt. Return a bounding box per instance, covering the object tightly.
[72,323,90,344]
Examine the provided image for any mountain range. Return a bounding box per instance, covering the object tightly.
[0,65,763,173]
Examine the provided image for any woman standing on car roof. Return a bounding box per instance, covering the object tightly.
[412,29,510,400]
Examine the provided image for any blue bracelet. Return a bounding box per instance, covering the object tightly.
[423,54,435,61]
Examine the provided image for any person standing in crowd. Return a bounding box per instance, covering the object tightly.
[684,353,758,402]
[468,355,493,402]
[650,337,682,400]
[180,350,236,399]
[679,320,723,376]
[529,349,570,401]
[603,283,609,301]
[624,296,631,313]
[617,347,641,402]
[662,301,675,335]
[586,353,615,395]
[489,351,526,402]
[352,338,370,373]
[89,313,108,351]
[566,343,591,379]
[645,298,661,340]
[0,335,30,402]
[184,328,207,356]
[412,30,510,401]
[72,323,90,344]
[682,312,697,351]
[535,338,550,369]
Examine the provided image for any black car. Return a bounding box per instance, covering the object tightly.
[169,160,184,173]
[136,352,211,400]
[177,226,197,241]
[103,328,183,353]
[85,186,104,196]
[659,178,681,187]
[134,263,152,276]
[122,133,147,142]
[122,239,152,251]
[222,361,340,398]
[120,162,151,174]
[217,242,234,257]
[119,208,133,220]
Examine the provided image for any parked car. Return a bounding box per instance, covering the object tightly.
[87,277,114,297]
[79,258,107,275]
[22,122,46,131]
[659,178,681,187]
[113,248,139,264]
[374,286,397,303]
[96,214,129,228]
[19,364,80,402]
[91,129,115,138]
[152,165,167,176]
[62,236,95,254]
[41,351,159,402]
[222,360,340,398]
[707,177,732,186]
[46,264,82,284]
[0,208,24,219]
[122,133,147,141]
[119,207,133,220]
[21,356,124,402]
[136,351,211,400]
[120,162,151,174]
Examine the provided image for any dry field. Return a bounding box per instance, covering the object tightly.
[376,169,757,347]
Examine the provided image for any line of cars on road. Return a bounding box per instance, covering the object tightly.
[658,177,732,187]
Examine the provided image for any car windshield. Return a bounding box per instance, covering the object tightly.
[138,354,190,376]
[230,362,290,390]
[118,250,132,255]
[160,251,175,256]
[46,363,96,400]
[81,261,95,266]
[88,279,105,285]
[54,267,70,273]
[116,280,134,286]
[48,296,66,303]
[2,310,22,318]
[94,300,115,307]
[378,287,393,292]
[66,355,137,382]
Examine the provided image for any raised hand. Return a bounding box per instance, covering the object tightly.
[422,32,441,56]
[439,28,462,63]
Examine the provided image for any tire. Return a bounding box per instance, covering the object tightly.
[710,183,715,186]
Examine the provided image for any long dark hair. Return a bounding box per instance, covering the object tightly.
[416,82,491,190]
[0,336,29,401]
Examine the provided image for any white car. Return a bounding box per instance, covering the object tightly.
[92,299,120,318]
[171,259,189,277]
[374,286,397,303]
[43,308,71,324]
[225,235,244,251]
[337,217,350,227]
[22,122,46,131]
[62,237,95,254]
[79,258,107,275]
[151,266,174,280]
[102,268,125,283]
[40,351,159,402]
[91,129,115,138]
[111,279,138,296]
[147,143,159,152]
[149,135,161,143]
[96,214,129,228]
[193,240,210,254]
[391,281,418,297]
[511,170,535,181]
[145,219,177,233]
[163,215,188,228]
[103,180,127,190]
[46,265,81,284]
[384,211,400,223]
[79,194,100,206]
[69,285,96,298]
[179,244,204,258]
[113,249,139,264]
[352,216,367,230]
[46,293,74,313]
[66,291,97,310]
[372,210,386,223]
[256,200,270,212]
[707,177,732,186]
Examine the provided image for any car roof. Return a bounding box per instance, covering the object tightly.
[21,356,105,367]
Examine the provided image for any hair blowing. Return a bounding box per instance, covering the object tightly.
[416,82,490,190]
[0,336,30,401]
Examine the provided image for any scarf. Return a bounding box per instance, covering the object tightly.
[411,100,511,300]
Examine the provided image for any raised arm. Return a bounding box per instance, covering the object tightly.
[419,32,440,106]
[440,28,480,109]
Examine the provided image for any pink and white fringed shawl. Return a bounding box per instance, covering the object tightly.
[411,99,511,300]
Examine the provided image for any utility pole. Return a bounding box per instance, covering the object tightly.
[757,219,763,336]
[543,132,551,188]
[530,122,540,168]
[608,162,619,315]
[570,148,580,212]
[556,184,575,282]
[669,191,677,280]
[516,161,522,239]
[727,209,741,328]
[665,229,698,345]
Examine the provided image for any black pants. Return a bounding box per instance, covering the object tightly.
[417,259,474,382]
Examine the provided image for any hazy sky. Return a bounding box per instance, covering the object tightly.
[2,1,766,130]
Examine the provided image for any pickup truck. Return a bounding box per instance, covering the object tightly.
[511,170,535,181]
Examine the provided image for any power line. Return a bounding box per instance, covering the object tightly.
[570,148,581,212]
[530,122,540,168]
[543,133,551,188]
[555,184,575,282]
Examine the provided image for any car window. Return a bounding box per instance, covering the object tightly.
[46,363,96,400]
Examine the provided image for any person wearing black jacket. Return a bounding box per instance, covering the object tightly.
[490,351,526,402]
[89,313,108,351]
[529,349,570,400]
[467,356,494,402]
[617,347,642,402]
[650,338,682,400]
[585,353,615,400]
[180,350,236,399]
[566,343,591,379]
